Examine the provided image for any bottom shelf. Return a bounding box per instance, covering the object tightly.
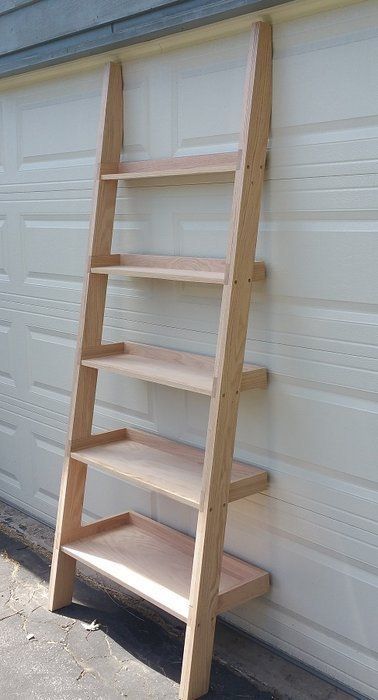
[62,511,269,622]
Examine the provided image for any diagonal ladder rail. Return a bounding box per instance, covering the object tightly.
[48,62,123,610]
[180,22,272,699]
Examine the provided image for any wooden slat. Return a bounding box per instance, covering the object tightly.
[71,427,268,507]
[91,253,121,267]
[71,428,127,452]
[81,342,267,395]
[90,254,266,284]
[62,512,269,622]
[80,342,124,360]
[101,151,239,183]
[62,512,130,545]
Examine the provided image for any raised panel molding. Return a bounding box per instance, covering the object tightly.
[171,35,247,156]
[21,215,87,291]
[0,417,21,494]
[31,434,65,514]
[95,373,156,427]
[0,103,5,175]
[0,217,9,282]
[0,320,16,388]
[26,326,76,410]
[122,67,151,161]
[16,90,100,172]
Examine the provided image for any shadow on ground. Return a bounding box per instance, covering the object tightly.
[0,529,274,699]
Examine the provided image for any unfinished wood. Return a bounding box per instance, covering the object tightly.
[63,512,131,544]
[180,22,272,700]
[49,22,272,700]
[81,342,124,360]
[71,427,268,508]
[48,62,123,612]
[90,254,266,284]
[101,151,239,184]
[62,512,269,623]
[71,427,126,452]
[91,253,121,267]
[81,342,267,395]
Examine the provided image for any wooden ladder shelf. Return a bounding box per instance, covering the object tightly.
[49,21,272,700]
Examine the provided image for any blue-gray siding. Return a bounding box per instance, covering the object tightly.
[0,0,288,77]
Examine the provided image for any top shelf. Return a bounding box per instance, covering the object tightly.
[101,151,240,185]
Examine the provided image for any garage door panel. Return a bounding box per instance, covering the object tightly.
[248,346,378,394]
[121,33,248,161]
[182,383,377,526]
[1,70,101,185]
[230,598,378,699]
[17,94,98,173]
[15,200,88,304]
[0,102,4,174]
[83,465,153,523]
[238,382,378,485]
[224,509,377,648]
[265,173,377,214]
[249,297,378,357]
[0,216,9,282]
[122,66,152,162]
[273,20,378,128]
[260,216,378,305]
[268,127,378,179]
[29,431,65,519]
[0,197,89,305]
[227,497,378,575]
[170,33,247,157]
[95,374,157,428]
[9,312,75,418]
[122,57,168,161]
[0,318,16,389]
[172,58,244,155]
[21,215,87,295]
[255,471,377,535]
[0,413,23,499]
[114,185,231,259]
[112,210,152,256]
[26,325,75,410]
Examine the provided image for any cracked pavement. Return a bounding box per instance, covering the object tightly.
[0,529,276,700]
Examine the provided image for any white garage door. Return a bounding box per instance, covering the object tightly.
[0,1,377,696]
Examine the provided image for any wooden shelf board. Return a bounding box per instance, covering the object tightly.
[101,152,239,183]
[62,512,269,621]
[71,427,268,508]
[81,342,267,395]
[90,254,266,284]
[93,265,224,283]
